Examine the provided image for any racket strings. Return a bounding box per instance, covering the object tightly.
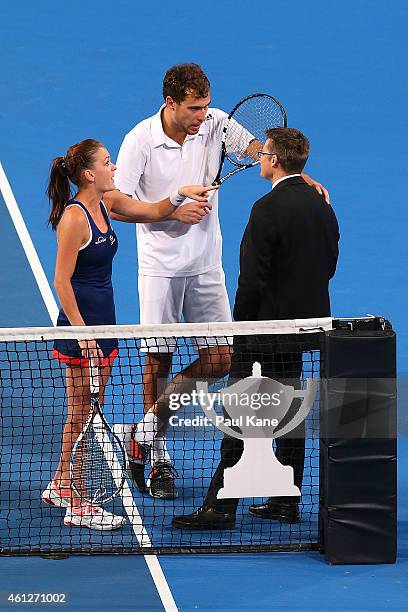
[225,95,286,166]
[71,424,125,505]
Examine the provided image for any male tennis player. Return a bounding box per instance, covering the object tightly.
[172,127,339,529]
[111,64,330,500]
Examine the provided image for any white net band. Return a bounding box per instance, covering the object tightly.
[0,317,333,342]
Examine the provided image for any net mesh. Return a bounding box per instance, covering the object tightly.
[0,319,330,555]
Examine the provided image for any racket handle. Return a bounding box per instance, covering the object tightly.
[89,358,99,394]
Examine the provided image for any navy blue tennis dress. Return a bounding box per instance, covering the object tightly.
[53,199,119,366]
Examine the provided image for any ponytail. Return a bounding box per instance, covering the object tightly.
[46,139,104,231]
[47,157,71,230]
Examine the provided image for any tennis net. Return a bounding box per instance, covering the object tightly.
[0,318,330,555]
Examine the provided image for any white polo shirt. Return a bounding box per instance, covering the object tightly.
[114,106,228,277]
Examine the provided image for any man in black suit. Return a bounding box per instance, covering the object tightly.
[172,127,340,529]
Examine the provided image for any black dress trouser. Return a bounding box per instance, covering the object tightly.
[203,347,305,515]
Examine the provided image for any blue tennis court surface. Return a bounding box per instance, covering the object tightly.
[0,194,49,328]
[1,0,408,609]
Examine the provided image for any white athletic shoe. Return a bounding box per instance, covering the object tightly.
[41,481,71,508]
[64,503,126,530]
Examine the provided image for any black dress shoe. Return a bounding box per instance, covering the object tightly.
[249,501,300,523]
[172,507,236,530]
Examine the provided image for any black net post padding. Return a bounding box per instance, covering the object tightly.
[319,323,397,564]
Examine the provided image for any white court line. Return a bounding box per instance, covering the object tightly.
[0,162,59,325]
[0,160,178,612]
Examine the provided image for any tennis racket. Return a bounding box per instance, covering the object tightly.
[70,358,127,505]
[212,93,287,185]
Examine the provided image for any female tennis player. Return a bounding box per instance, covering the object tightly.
[41,138,215,530]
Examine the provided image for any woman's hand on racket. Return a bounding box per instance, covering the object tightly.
[178,184,218,202]
[302,173,330,205]
[78,339,104,362]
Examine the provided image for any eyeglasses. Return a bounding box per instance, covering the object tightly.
[257,151,279,159]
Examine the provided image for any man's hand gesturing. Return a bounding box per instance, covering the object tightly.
[172,202,211,224]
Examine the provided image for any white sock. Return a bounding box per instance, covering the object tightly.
[134,411,160,447]
[152,436,171,465]
[114,424,133,453]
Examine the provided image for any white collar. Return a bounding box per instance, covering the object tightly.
[271,174,302,189]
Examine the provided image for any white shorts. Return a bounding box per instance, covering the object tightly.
[138,267,232,353]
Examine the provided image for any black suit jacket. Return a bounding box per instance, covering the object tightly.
[233,176,339,322]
